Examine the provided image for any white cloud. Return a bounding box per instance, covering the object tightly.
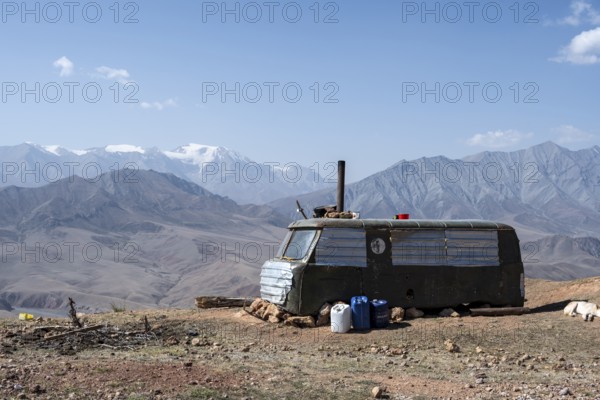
[140,99,177,111]
[466,130,534,148]
[53,56,74,77]
[551,27,600,64]
[95,66,131,83]
[557,0,600,26]
[554,124,595,144]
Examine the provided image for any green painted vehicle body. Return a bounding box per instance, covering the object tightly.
[260,219,525,316]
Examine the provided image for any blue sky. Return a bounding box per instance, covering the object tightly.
[1,0,599,181]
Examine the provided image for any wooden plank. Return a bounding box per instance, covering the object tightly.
[43,324,104,341]
[33,326,69,333]
[195,296,253,309]
[470,307,531,317]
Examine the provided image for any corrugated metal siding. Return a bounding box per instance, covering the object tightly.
[391,229,499,267]
[446,230,499,266]
[260,260,294,305]
[391,230,446,265]
[315,228,367,267]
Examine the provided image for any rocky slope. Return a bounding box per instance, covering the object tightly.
[271,142,600,280]
[0,170,287,313]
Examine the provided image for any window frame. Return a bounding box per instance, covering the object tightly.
[277,229,319,262]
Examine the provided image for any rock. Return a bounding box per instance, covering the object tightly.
[250,298,266,312]
[444,339,459,353]
[268,315,281,324]
[439,308,459,317]
[405,307,424,318]
[264,304,284,320]
[371,386,384,398]
[285,316,316,328]
[517,354,531,365]
[390,307,405,322]
[255,304,269,319]
[475,378,484,385]
[30,384,44,394]
[316,303,332,327]
[559,387,572,396]
[191,338,202,346]
[475,346,484,354]
[165,336,179,346]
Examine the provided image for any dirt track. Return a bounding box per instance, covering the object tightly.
[1,278,600,400]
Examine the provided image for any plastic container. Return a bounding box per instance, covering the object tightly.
[330,304,351,333]
[370,299,389,328]
[351,296,370,330]
[18,313,34,321]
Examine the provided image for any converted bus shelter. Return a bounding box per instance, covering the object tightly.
[260,218,525,316]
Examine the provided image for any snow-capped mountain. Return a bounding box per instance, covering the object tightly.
[0,143,332,204]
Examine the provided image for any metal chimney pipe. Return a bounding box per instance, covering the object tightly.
[337,160,345,213]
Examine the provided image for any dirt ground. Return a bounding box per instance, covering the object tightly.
[1,278,600,400]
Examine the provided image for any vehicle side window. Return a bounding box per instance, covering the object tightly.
[281,230,317,261]
[391,230,445,265]
[315,228,367,267]
[446,230,499,266]
[391,229,500,266]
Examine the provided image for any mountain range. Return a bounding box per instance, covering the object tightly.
[1,141,599,314]
[0,143,332,205]
[0,170,287,313]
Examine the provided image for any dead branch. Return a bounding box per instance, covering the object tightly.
[144,316,151,333]
[67,297,82,328]
[33,326,70,333]
[43,324,104,341]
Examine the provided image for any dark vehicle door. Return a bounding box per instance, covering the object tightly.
[363,228,393,300]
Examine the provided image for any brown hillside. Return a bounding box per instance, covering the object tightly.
[1,277,600,400]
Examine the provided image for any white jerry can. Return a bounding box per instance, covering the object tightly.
[331,303,351,333]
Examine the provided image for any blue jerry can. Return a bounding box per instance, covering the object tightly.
[370,299,389,328]
[351,296,370,330]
